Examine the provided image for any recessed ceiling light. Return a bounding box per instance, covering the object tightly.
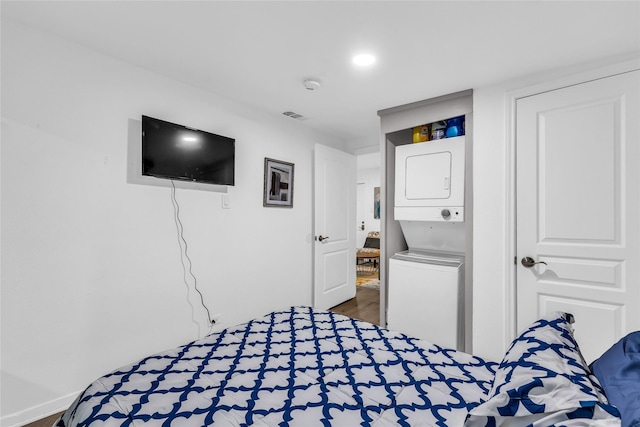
[353,53,376,67]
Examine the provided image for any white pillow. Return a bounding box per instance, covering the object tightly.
[464,312,620,426]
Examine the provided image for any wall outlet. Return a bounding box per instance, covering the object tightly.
[211,313,223,325]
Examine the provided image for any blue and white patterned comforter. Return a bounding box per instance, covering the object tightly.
[58,306,497,426]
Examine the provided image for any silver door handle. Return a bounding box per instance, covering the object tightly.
[521,257,547,268]
[317,235,330,242]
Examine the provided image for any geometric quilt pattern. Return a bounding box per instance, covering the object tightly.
[59,306,498,426]
[465,312,621,426]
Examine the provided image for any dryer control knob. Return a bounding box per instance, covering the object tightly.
[441,209,451,219]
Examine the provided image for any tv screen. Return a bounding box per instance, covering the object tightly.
[142,115,235,186]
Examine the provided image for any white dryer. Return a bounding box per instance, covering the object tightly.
[395,136,465,222]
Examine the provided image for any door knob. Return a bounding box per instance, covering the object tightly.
[317,235,330,242]
[521,257,547,268]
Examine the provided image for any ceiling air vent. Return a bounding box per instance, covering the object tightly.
[282,111,305,120]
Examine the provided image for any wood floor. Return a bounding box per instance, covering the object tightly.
[24,285,380,427]
[329,285,380,325]
[24,412,61,427]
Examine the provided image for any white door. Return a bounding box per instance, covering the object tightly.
[314,144,356,310]
[516,70,640,363]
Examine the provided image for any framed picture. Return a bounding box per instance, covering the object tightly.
[263,158,294,208]
[374,186,381,219]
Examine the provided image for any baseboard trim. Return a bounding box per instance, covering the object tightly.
[1,391,78,427]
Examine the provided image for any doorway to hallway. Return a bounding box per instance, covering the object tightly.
[349,151,382,325]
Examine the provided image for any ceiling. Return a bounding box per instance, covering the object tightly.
[2,1,639,154]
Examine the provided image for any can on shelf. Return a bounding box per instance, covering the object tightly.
[412,124,430,143]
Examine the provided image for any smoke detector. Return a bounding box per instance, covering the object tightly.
[303,79,321,91]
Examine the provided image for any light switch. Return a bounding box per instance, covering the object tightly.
[222,194,230,209]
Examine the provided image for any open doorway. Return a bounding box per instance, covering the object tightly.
[331,151,381,325]
[355,152,381,245]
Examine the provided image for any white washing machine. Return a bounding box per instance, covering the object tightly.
[387,250,464,350]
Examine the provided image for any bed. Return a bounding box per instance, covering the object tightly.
[56,306,632,427]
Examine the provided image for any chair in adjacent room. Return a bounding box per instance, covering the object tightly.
[356,231,380,275]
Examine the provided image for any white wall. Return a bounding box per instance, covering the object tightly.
[471,84,512,361]
[0,20,343,425]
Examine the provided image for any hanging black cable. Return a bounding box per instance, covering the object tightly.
[170,180,214,326]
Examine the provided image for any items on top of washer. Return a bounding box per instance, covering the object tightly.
[445,116,465,137]
[412,124,430,143]
[411,116,465,144]
[430,121,447,140]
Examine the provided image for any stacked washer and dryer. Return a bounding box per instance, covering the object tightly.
[387,135,466,351]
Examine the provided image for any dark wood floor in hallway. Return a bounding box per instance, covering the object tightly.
[329,286,380,325]
[24,412,61,427]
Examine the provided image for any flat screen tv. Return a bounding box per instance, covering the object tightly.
[142,115,235,186]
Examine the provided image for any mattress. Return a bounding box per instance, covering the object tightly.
[58,306,497,426]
